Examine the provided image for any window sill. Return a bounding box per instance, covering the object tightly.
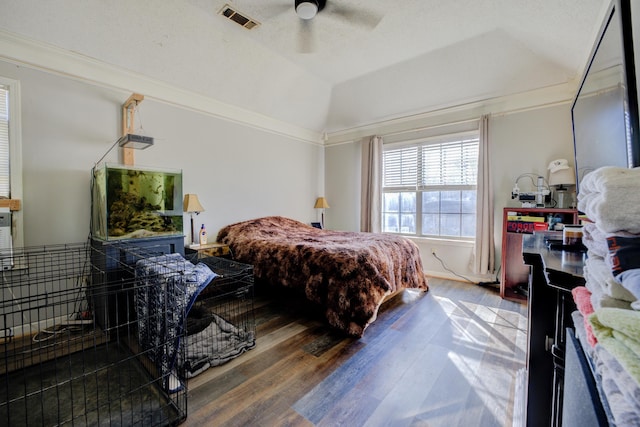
[404,236,474,247]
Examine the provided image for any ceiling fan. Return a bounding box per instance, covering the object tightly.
[295,0,326,20]
[288,0,382,52]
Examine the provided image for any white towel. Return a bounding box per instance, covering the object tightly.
[594,345,640,426]
[582,222,608,258]
[577,167,640,233]
[587,276,633,311]
[580,166,640,196]
[585,255,637,302]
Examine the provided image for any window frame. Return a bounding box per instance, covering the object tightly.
[382,130,479,240]
[0,76,24,248]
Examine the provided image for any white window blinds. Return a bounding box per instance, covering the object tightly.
[422,138,479,186]
[0,86,9,198]
[383,146,418,187]
[383,136,479,189]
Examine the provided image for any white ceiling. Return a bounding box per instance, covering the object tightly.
[0,0,609,135]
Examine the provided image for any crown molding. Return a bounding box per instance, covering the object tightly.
[325,80,579,145]
[0,30,324,145]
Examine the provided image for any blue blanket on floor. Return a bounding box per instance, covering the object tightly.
[135,253,217,392]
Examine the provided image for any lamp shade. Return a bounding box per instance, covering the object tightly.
[314,197,330,209]
[183,194,205,213]
[549,168,576,186]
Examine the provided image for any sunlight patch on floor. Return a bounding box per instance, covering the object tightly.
[401,288,427,303]
[447,341,516,423]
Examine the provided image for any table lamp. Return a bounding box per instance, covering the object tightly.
[183,194,205,247]
[548,159,576,209]
[314,196,330,229]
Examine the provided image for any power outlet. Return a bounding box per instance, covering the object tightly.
[431,248,437,255]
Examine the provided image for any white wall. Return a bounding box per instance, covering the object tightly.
[0,60,323,246]
[324,141,361,231]
[325,102,575,282]
[492,104,575,266]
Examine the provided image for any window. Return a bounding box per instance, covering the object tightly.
[382,132,479,238]
[0,85,9,198]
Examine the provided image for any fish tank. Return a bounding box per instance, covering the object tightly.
[91,163,183,241]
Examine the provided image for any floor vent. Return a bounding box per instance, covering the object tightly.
[219,4,260,30]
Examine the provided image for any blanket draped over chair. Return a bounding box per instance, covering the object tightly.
[217,216,428,337]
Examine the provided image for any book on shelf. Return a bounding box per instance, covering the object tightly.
[507,221,549,234]
[506,215,546,222]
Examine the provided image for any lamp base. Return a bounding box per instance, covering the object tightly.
[555,189,570,209]
[190,215,196,246]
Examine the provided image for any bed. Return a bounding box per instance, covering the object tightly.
[216,216,429,337]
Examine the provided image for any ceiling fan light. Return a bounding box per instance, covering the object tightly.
[296,1,318,20]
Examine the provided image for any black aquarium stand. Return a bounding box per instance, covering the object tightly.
[90,235,184,330]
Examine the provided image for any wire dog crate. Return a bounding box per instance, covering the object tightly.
[0,242,188,426]
[180,256,256,378]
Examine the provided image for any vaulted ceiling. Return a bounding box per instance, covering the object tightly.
[0,0,608,136]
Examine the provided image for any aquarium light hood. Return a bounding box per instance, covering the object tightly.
[93,133,155,167]
[117,133,154,150]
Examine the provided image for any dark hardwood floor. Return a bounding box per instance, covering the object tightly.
[184,277,527,427]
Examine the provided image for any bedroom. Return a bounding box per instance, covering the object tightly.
[0,0,639,426]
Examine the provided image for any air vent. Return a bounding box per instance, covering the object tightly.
[219,4,260,30]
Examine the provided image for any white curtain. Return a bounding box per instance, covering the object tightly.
[360,136,383,233]
[470,115,495,275]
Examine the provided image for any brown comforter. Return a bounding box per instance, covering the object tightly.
[217,216,428,337]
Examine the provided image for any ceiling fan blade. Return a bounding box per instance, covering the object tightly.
[325,4,383,30]
[297,19,315,53]
[258,3,291,21]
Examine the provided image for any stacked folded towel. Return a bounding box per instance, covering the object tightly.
[606,235,640,310]
[571,166,640,423]
[578,166,640,234]
[580,251,633,310]
[572,311,596,360]
[589,308,640,425]
[572,286,597,347]
[589,308,640,387]
[582,222,608,258]
[593,344,640,426]
[576,166,640,309]
[584,255,636,307]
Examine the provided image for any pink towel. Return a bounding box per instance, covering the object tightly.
[572,286,598,347]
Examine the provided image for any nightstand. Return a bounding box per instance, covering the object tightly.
[185,242,231,260]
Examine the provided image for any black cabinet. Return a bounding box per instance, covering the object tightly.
[562,330,608,426]
[522,232,585,426]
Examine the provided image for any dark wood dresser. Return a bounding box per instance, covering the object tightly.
[520,231,596,426]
